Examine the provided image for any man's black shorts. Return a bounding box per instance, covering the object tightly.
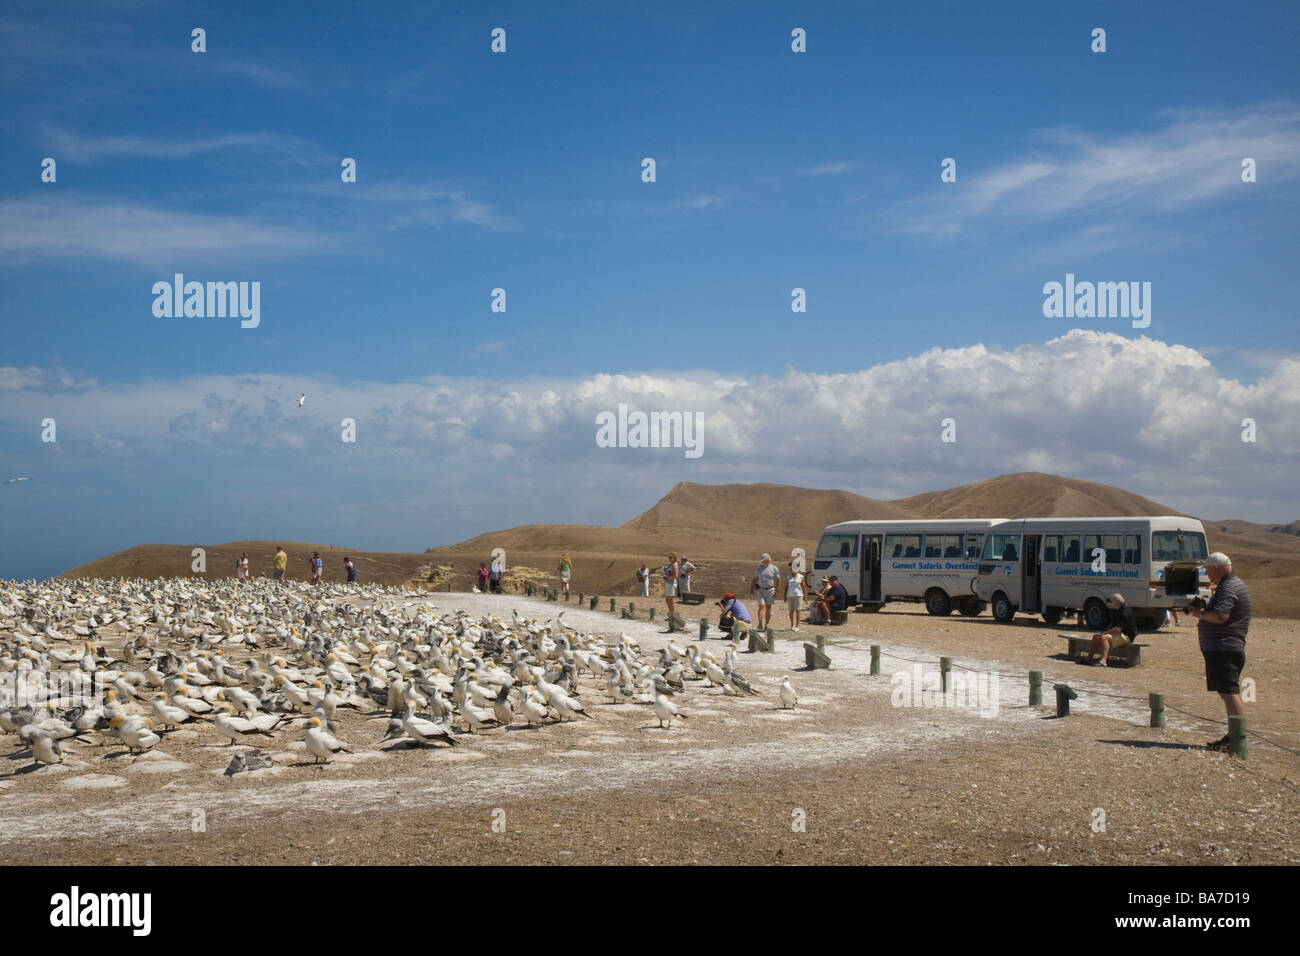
[1203,650,1246,694]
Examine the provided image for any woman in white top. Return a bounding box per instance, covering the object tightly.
[784,563,804,632]
[663,552,679,621]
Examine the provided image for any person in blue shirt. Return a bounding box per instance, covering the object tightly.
[716,592,751,635]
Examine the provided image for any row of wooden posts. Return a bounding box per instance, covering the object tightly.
[514,582,1248,758]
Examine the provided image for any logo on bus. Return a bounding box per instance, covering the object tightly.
[842,560,851,571]
[1003,565,1012,576]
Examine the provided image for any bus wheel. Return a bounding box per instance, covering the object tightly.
[992,593,1015,623]
[924,589,952,616]
[1083,598,1108,630]
[1042,607,1064,625]
[958,601,985,617]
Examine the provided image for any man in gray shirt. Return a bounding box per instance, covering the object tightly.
[1188,551,1251,751]
[751,553,781,631]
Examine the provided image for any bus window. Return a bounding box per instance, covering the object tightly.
[982,534,1021,562]
[1042,535,1061,563]
[1102,534,1122,566]
[885,534,921,559]
[1062,536,1081,563]
[1152,531,1208,562]
[816,534,859,559]
[964,533,984,560]
[925,534,963,559]
[1124,534,1142,565]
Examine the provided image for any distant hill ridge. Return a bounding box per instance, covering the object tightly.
[57,472,1300,618]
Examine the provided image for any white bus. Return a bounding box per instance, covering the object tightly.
[811,519,1008,616]
[969,516,1212,629]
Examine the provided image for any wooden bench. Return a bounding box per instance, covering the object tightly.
[747,630,770,653]
[804,642,831,669]
[1059,633,1149,668]
[679,592,706,605]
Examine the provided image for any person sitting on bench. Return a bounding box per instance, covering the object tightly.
[808,576,849,624]
[1084,593,1138,666]
[716,593,752,634]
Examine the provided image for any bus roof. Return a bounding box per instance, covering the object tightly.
[822,518,1007,534]
[982,516,1205,532]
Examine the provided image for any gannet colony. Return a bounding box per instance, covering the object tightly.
[0,577,787,774]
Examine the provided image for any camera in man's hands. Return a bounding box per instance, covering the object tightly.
[1185,596,1207,612]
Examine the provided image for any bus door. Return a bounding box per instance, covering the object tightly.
[1022,535,1042,613]
[861,535,883,603]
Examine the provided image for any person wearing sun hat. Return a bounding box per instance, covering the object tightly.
[716,592,751,636]
[1188,552,1252,751]
[1082,593,1137,666]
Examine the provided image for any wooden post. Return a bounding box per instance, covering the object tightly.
[816,634,825,654]
[765,628,776,652]
[609,597,615,612]
[1053,683,1078,717]
[1228,716,1247,759]
[870,645,881,676]
[589,595,598,610]
[940,657,952,694]
[649,607,656,620]
[578,593,584,604]
[731,620,741,643]
[1149,692,1166,728]
[1029,670,1042,706]
[698,618,708,642]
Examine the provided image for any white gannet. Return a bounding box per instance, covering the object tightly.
[214,703,281,746]
[304,716,350,764]
[401,709,458,748]
[779,675,799,710]
[110,715,160,754]
[652,689,687,728]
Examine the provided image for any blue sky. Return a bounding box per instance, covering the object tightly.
[2,1,1299,580]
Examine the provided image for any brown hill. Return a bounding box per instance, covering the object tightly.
[624,482,913,538]
[57,474,1300,618]
[893,472,1180,518]
[60,541,430,586]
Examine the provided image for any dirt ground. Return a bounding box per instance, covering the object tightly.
[2,594,1296,866]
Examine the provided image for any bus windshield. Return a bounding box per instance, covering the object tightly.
[1152,531,1208,562]
[816,534,859,559]
[982,534,1022,562]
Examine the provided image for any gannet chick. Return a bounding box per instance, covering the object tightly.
[29,730,62,767]
[304,716,351,764]
[492,685,515,726]
[779,675,799,710]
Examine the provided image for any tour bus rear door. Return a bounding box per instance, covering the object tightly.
[861,535,882,603]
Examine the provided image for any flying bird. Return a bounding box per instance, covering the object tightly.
[5,477,30,484]
[297,393,307,407]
